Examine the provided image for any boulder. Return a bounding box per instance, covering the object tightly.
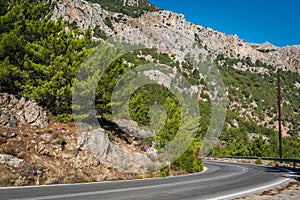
[0,154,25,168]
[114,119,154,139]
[24,101,40,123]
[78,128,157,173]
[0,93,48,128]
[0,108,17,129]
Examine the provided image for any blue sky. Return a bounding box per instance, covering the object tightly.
[148,0,300,47]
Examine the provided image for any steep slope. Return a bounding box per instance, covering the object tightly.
[54,0,300,74]
[0,93,160,186]
[1,0,299,186]
[53,0,300,136]
[86,0,158,17]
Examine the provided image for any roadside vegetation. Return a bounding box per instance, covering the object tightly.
[0,0,299,179]
[210,56,300,158]
[0,0,93,120]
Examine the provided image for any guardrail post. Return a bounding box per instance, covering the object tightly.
[294,162,296,169]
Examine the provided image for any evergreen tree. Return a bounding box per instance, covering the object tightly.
[0,0,92,118]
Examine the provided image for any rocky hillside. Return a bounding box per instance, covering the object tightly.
[54,0,300,74]
[0,93,48,129]
[1,0,299,187]
[86,0,158,17]
[0,93,160,186]
[53,0,300,137]
[51,0,300,160]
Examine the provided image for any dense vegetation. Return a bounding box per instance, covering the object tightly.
[92,47,204,172]
[0,0,93,120]
[216,56,300,135]
[1,0,299,176]
[0,0,202,173]
[87,0,159,18]
[172,53,300,159]
[209,56,300,158]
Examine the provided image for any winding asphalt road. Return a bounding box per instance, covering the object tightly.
[0,161,293,200]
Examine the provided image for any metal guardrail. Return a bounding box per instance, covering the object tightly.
[206,156,300,169]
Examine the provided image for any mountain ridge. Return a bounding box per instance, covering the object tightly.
[52,0,300,140]
[1,0,299,187]
[53,0,300,74]
[52,0,300,148]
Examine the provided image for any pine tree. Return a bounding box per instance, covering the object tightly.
[0,0,92,118]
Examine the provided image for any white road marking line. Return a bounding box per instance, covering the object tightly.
[206,177,291,200]
[8,164,247,200]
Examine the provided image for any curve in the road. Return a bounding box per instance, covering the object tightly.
[0,161,294,200]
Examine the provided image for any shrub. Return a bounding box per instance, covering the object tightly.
[3,146,17,157]
[255,157,263,165]
[147,172,154,178]
[93,25,108,40]
[63,174,82,184]
[159,162,170,177]
[57,114,73,123]
[56,135,67,146]
[104,17,114,30]
[86,0,159,18]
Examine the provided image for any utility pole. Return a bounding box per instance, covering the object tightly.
[277,68,283,159]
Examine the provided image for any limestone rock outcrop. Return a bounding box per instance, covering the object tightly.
[53,0,300,74]
[77,128,158,173]
[52,0,113,33]
[0,93,48,128]
[0,154,25,168]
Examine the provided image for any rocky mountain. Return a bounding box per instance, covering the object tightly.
[0,92,159,186]
[1,0,299,187]
[51,0,300,141]
[0,93,48,129]
[53,0,300,74]
[53,0,300,136]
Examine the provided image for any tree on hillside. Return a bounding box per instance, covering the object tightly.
[0,0,92,118]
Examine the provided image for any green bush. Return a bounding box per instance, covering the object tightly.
[255,157,263,165]
[104,17,114,30]
[159,162,170,177]
[57,114,73,123]
[172,139,203,173]
[0,0,92,116]
[93,25,108,39]
[56,135,67,146]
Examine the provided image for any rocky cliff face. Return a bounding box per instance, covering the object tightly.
[0,93,158,186]
[53,0,300,74]
[52,0,113,32]
[0,93,48,129]
[77,127,157,173]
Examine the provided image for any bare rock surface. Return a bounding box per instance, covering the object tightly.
[54,0,300,74]
[0,93,48,128]
[77,128,158,173]
[52,0,113,33]
[114,119,154,139]
[0,154,25,168]
[235,181,300,200]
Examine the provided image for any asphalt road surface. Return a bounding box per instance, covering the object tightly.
[0,161,293,200]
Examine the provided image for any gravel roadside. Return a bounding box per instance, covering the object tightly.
[204,157,300,200]
[235,180,300,200]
